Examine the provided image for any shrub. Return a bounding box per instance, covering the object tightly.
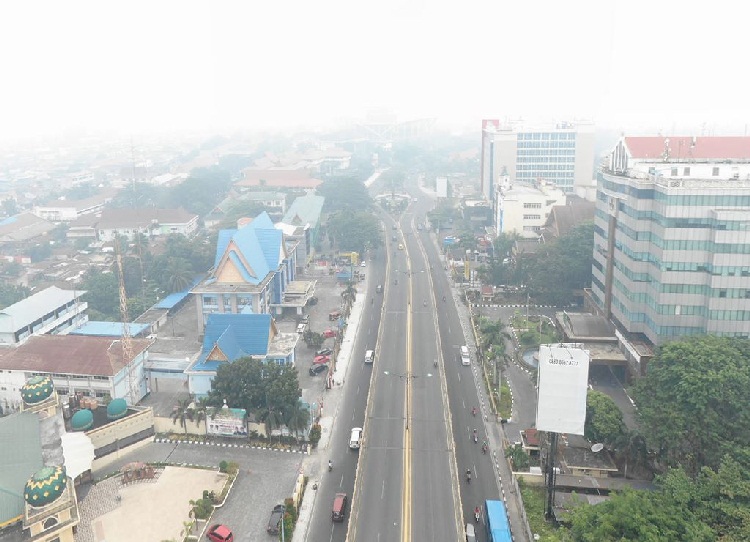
[218,460,229,473]
[309,424,322,447]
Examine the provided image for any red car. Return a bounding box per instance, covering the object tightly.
[313,355,331,365]
[206,524,234,542]
[323,329,336,338]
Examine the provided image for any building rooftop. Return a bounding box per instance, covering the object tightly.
[282,193,325,228]
[0,212,56,243]
[558,312,616,340]
[0,286,84,333]
[625,136,750,161]
[0,335,152,376]
[68,321,151,338]
[192,313,274,372]
[236,168,323,189]
[97,208,197,229]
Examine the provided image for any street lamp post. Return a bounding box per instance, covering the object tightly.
[383,371,433,430]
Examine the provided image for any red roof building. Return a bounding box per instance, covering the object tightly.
[624,136,750,161]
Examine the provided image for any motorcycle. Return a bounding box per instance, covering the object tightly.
[482,443,488,454]
[423,300,427,307]
[466,471,472,484]
[328,460,333,472]
[474,508,480,522]
[472,407,477,417]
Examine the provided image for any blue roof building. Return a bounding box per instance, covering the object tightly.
[187,313,299,397]
[191,212,299,329]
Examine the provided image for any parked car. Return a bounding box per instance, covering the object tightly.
[300,314,310,323]
[328,310,341,321]
[206,524,234,542]
[316,348,333,357]
[266,504,285,535]
[296,323,306,334]
[309,364,329,376]
[323,329,336,338]
[360,261,366,267]
[307,296,318,306]
[313,355,331,365]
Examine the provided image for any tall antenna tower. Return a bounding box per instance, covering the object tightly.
[115,238,138,405]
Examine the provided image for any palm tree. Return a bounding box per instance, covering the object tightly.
[615,429,648,479]
[171,398,192,434]
[165,257,193,292]
[285,402,311,443]
[341,282,357,314]
[261,407,286,443]
[192,397,210,429]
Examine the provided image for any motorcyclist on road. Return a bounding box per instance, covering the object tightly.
[328,460,333,471]
[472,406,477,416]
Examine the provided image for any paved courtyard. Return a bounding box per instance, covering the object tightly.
[78,466,226,542]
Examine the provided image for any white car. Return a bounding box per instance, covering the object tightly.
[360,261,366,267]
[349,427,363,449]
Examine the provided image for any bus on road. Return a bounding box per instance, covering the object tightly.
[485,499,511,542]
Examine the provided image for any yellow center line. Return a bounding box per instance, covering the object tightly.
[402,243,413,542]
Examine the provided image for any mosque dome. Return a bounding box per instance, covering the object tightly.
[106,398,128,420]
[24,466,67,508]
[71,408,94,431]
[21,375,54,405]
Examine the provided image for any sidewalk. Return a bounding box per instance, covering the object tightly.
[293,280,368,541]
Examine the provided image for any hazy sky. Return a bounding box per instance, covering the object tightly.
[0,1,746,139]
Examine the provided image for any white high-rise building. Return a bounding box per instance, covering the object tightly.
[480,119,595,201]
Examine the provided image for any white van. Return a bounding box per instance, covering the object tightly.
[460,345,471,366]
[465,523,476,542]
[364,350,374,364]
[349,427,363,449]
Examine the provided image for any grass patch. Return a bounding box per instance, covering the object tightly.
[499,380,512,419]
[519,480,566,541]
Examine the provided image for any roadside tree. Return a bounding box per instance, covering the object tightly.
[584,390,625,447]
[632,335,750,475]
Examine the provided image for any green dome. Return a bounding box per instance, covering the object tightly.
[71,409,94,431]
[21,375,54,405]
[106,398,128,420]
[24,466,66,507]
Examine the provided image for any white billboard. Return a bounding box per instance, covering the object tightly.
[535,343,590,435]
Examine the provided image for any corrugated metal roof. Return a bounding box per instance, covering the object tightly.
[69,321,150,337]
[0,411,43,526]
[0,286,83,333]
[0,335,151,376]
[154,277,201,309]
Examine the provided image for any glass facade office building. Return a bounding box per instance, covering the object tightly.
[592,145,750,346]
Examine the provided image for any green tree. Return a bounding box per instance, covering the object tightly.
[318,176,372,213]
[633,335,750,475]
[568,487,714,541]
[0,282,30,309]
[327,211,382,255]
[207,357,302,419]
[171,398,192,434]
[585,390,625,447]
[614,429,649,480]
[166,166,233,216]
[80,268,120,320]
[285,401,310,442]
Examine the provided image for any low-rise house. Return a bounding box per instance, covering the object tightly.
[32,190,117,222]
[235,168,323,191]
[0,286,88,346]
[186,313,299,397]
[0,335,152,412]
[0,213,57,256]
[97,208,199,241]
[277,193,325,268]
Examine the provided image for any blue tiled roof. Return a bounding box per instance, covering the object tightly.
[155,277,202,309]
[212,212,282,285]
[192,313,272,373]
[214,229,236,269]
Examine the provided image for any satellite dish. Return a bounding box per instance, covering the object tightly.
[591,443,604,453]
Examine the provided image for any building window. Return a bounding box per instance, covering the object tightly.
[523,203,542,209]
[713,167,720,176]
[523,214,542,220]
[683,167,691,176]
[43,517,59,530]
[670,167,678,176]
[719,290,727,298]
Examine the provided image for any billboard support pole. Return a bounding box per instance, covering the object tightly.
[545,431,558,520]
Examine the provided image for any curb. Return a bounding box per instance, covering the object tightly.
[152,437,309,454]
